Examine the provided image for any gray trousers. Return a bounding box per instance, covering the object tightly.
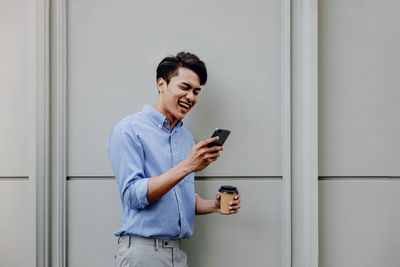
[115,235,188,267]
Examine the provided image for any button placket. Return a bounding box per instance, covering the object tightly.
[173,134,181,162]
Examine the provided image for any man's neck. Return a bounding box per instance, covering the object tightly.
[154,103,178,131]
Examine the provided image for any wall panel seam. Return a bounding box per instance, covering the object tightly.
[34,0,51,267]
[281,0,292,267]
[53,0,68,266]
[291,0,318,266]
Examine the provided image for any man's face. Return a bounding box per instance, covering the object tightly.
[157,67,201,123]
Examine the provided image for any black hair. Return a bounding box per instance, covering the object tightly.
[156,51,207,86]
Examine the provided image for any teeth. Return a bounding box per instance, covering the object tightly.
[179,102,190,109]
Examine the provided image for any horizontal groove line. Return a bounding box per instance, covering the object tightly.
[0,176,29,178]
[195,176,282,180]
[67,176,282,181]
[67,176,114,180]
[0,176,29,180]
[319,176,400,180]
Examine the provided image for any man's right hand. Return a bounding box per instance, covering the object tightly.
[183,136,224,173]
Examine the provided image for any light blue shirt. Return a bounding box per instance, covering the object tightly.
[106,105,197,239]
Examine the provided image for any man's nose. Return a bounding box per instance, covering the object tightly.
[186,91,195,101]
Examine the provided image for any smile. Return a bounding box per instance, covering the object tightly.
[178,101,191,109]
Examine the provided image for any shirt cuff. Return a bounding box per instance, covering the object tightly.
[134,178,150,209]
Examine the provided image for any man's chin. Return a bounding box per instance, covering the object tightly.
[171,113,184,122]
[177,114,186,121]
[177,107,190,117]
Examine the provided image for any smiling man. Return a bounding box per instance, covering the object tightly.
[106,52,241,267]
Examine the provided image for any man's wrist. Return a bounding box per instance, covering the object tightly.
[212,199,219,213]
[180,159,194,175]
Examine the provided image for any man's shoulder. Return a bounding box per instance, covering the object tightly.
[112,111,149,133]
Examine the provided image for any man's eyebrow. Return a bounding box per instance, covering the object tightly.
[181,82,201,90]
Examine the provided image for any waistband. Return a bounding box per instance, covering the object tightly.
[118,235,182,250]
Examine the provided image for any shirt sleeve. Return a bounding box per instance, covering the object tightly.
[106,122,149,210]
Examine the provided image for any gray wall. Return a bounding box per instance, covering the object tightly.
[0,0,29,176]
[2,0,400,266]
[0,0,35,266]
[319,0,400,266]
[66,0,281,266]
[319,180,400,267]
[67,0,281,177]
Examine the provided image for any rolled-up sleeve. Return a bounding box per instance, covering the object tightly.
[106,122,149,210]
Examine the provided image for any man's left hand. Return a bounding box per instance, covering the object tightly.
[215,192,241,214]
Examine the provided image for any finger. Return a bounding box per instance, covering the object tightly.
[202,136,219,147]
[229,200,240,206]
[230,199,240,205]
[212,155,220,160]
[216,194,221,200]
[207,157,218,164]
[195,140,207,149]
[207,145,224,153]
[205,154,220,161]
[195,140,205,148]
[206,152,220,160]
[233,193,241,201]
[205,152,220,159]
[199,148,208,156]
[229,204,241,210]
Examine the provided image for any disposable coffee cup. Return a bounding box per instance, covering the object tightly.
[218,185,239,214]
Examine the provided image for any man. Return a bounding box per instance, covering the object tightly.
[106,52,241,267]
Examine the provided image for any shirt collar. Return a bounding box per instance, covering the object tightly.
[142,105,183,131]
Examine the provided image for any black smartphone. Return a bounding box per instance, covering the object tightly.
[207,128,231,148]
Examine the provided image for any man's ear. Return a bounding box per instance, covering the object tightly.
[157,78,167,93]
